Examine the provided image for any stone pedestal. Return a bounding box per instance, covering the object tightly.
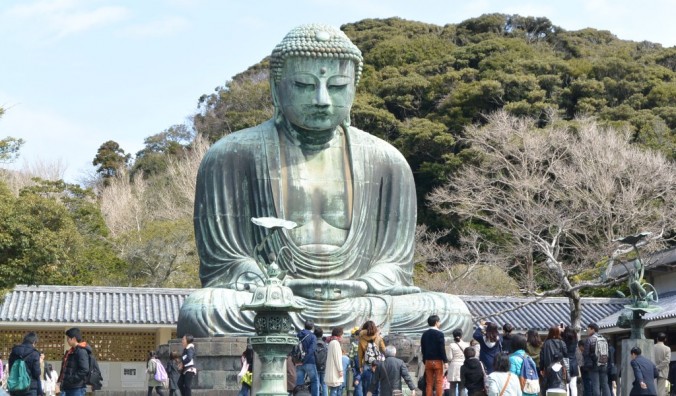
[619,338,654,396]
[165,336,251,396]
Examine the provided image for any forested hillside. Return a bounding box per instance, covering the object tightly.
[196,16,676,226]
[2,15,675,295]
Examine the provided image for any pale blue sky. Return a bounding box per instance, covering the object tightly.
[1,0,675,183]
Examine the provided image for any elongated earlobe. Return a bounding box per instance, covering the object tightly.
[271,80,284,125]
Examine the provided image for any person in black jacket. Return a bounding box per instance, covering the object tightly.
[629,347,658,396]
[9,332,42,396]
[166,352,181,396]
[540,325,568,392]
[501,324,514,354]
[460,347,487,396]
[421,315,448,396]
[58,328,91,396]
[367,346,416,396]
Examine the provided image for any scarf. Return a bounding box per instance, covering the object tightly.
[57,342,88,383]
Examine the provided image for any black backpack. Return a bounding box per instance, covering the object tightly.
[315,340,328,371]
[291,334,310,364]
[293,384,311,396]
[80,347,103,390]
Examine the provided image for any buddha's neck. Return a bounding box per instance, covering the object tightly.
[280,120,339,150]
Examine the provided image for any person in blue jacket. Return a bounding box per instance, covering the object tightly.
[296,320,319,396]
[473,321,502,374]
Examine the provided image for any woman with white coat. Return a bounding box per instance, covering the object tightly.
[324,327,345,396]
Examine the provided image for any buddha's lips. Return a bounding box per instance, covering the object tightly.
[309,111,331,117]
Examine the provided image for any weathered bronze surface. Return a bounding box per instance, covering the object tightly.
[177,24,472,337]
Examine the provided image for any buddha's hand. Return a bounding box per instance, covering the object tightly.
[284,279,368,300]
[386,285,421,295]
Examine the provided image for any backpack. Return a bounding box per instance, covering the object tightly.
[7,354,31,393]
[82,347,104,390]
[153,358,169,384]
[544,361,568,389]
[293,384,312,396]
[315,340,328,372]
[592,334,609,365]
[363,340,384,365]
[519,353,540,394]
[291,334,310,364]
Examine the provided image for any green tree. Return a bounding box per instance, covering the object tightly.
[0,112,25,163]
[193,65,273,143]
[14,178,123,285]
[0,180,86,288]
[0,136,25,163]
[131,124,195,178]
[92,140,131,180]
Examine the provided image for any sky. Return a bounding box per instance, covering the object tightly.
[1,0,675,183]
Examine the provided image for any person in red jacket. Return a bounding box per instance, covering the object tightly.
[58,328,91,396]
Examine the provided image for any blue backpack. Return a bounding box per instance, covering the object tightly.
[519,354,540,394]
[7,354,31,393]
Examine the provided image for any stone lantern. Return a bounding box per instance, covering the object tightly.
[241,217,303,396]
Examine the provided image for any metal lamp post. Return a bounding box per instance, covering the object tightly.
[240,217,303,396]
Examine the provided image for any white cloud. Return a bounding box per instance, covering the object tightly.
[2,0,130,41]
[118,16,189,38]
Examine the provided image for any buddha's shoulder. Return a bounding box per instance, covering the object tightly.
[208,120,275,152]
[347,126,407,163]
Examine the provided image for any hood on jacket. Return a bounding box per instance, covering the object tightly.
[359,329,379,342]
[75,342,92,353]
[464,357,483,369]
[14,343,39,356]
[298,329,313,339]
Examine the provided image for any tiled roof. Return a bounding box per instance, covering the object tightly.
[461,295,627,331]
[606,247,676,278]
[0,286,631,331]
[597,292,676,329]
[0,285,192,325]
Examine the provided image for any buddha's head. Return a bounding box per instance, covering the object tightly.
[270,24,363,137]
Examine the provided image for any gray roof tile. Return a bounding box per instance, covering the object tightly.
[461,295,627,331]
[0,285,191,325]
[0,286,635,331]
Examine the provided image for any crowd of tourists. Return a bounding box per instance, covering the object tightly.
[287,316,670,396]
[1,328,99,396]
[145,334,194,396]
[0,330,196,396]
[420,320,669,396]
[289,319,416,396]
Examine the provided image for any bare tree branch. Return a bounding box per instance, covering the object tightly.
[427,111,676,329]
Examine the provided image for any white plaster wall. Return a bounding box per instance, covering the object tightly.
[48,361,148,392]
[652,270,676,294]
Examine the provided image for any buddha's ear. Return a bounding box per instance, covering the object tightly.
[270,77,283,124]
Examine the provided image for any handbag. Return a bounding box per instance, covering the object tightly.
[241,371,253,386]
[237,358,250,384]
[417,373,425,391]
[480,361,489,393]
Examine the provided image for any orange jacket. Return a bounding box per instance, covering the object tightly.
[357,329,386,367]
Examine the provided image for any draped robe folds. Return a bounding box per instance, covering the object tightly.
[177,119,472,337]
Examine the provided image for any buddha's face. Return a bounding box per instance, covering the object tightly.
[276,57,356,132]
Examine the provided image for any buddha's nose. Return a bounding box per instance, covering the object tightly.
[313,84,330,107]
